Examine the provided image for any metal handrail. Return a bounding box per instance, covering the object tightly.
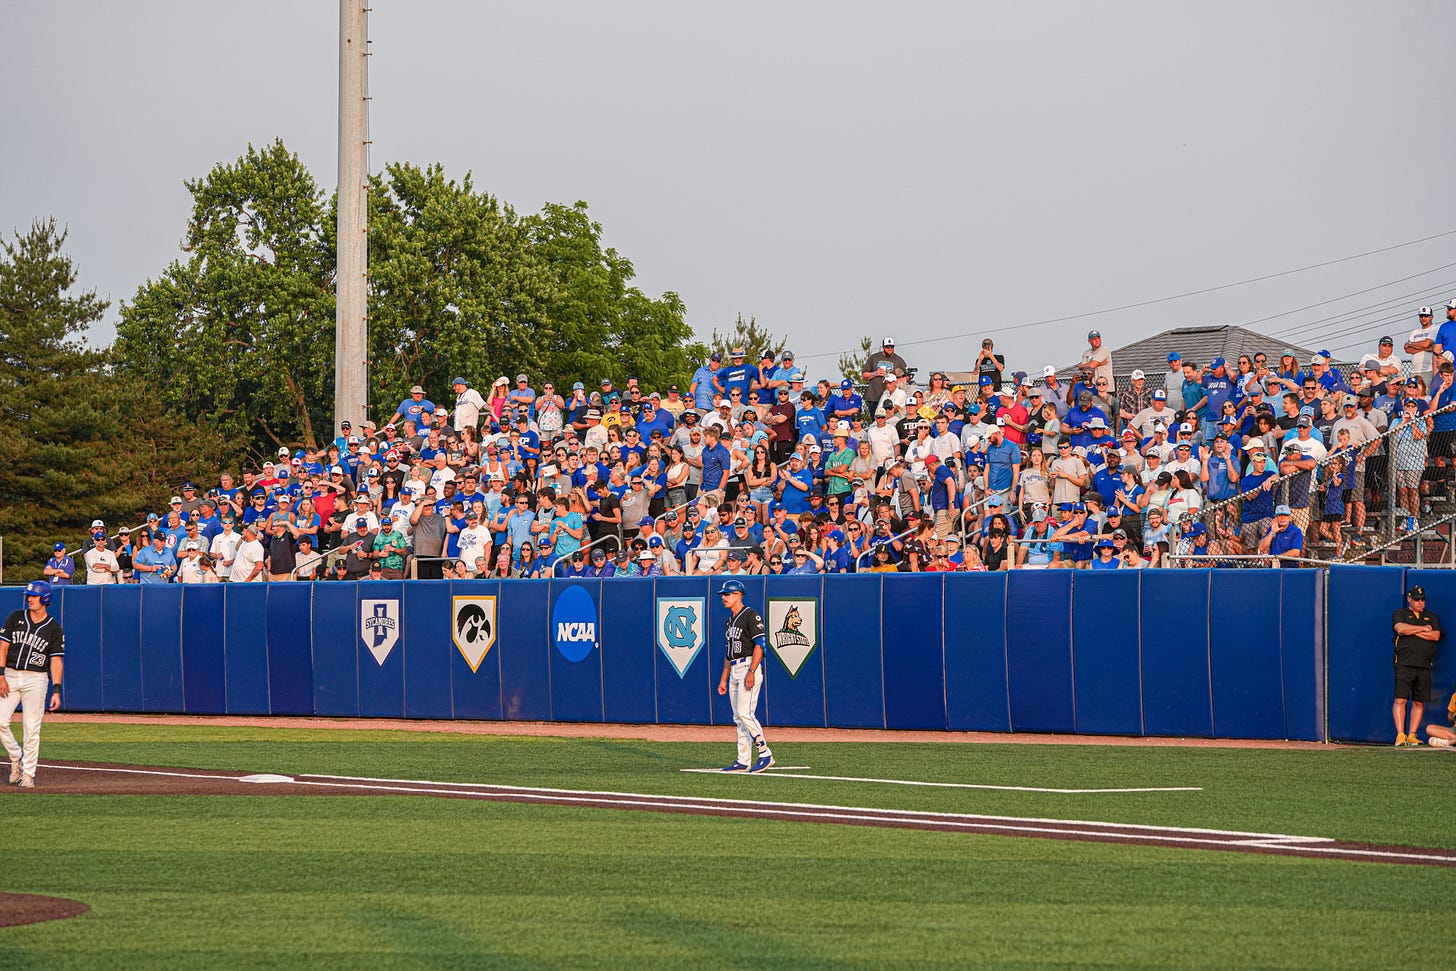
[855,526,915,572]
[548,534,618,578]
[1163,552,1344,567]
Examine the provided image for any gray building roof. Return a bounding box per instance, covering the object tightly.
[1062,325,1323,390]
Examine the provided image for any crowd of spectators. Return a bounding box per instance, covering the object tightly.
[46,304,1456,583]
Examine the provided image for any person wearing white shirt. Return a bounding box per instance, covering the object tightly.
[229,525,267,582]
[209,519,242,579]
[457,514,493,567]
[293,537,324,579]
[874,374,908,422]
[960,414,996,451]
[451,377,486,432]
[1407,308,1440,382]
[83,533,120,584]
[177,542,211,583]
[391,494,418,542]
[866,412,900,468]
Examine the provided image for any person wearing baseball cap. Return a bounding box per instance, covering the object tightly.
[1258,503,1303,567]
[715,577,775,773]
[1407,305,1442,386]
[1392,585,1442,746]
[390,384,435,428]
[861,336,907,406]
[1078,329,1113,395]
[830,378,864,425]
[43,542,75,586]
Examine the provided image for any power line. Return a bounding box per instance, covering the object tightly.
[793,228,1456,361]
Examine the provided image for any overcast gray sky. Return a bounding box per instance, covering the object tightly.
[6,1,1455,380]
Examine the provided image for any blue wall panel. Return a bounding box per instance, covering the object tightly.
[1279,570,1323,741]
[763,575,827,728]
[59,587,103,712]
[139,584,185,712]
[601,580,656,724]
[1208,571,1285,739]
[265,583,314,715]
[823,574,884,728]
[311,581,359,717]
[882,574,946,730]
[1403,570,1456,741]
[223,583,270,714]
[180,585,225,714]
[1071,571,1143,736]
[1327,566,1407,743]
[548,580,604,722]
[356,580,405,718]
[498,579,551,721]
[943,573,1010,732]
[0,587,22,621]
[403,581,454,719]
[1139,571,1213,737]
[1007,570,1075,733]
[652,576,713,725]
[449,580,503,721]
[100,585,142,712]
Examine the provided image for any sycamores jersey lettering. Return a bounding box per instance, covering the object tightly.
[1,611,65,673]
[724,608,766,662]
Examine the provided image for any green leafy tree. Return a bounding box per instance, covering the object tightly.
[708,314,786,364]
[838,335,872,384]
[116,140,335,453]
[117,145,703,450]
[0,220,231,578]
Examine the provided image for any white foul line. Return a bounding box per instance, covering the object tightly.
[38,763,1456,865]
[678,768,1201,794]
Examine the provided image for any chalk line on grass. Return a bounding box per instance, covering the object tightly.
[679,768,1200,793]
[34,762,1456,867]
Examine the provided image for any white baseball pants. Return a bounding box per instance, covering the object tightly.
[728,660,771,765]
[0,670,49,778]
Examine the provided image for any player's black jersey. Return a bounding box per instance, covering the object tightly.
[0,610,65,672]
[724,607,766,662]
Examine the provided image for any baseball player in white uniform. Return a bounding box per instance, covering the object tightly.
[716,579,775,773]
[0,581,65,788]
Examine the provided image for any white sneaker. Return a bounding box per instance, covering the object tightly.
[7,760,18,785]
[1429,736,1452,748]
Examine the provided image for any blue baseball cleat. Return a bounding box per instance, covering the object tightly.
[721,761,750,772]
[749,754,775,773]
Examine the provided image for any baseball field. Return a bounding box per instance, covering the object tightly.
[1,719,1453,970]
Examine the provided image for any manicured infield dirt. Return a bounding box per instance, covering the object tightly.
[0,892,90,927]
[28,760,1456,869]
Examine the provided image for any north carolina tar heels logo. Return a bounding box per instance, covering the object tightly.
[656,597,705,678]
[360,598,400,666]
[767,598,819,679]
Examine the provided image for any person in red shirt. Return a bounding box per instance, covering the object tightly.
[996,383,1031,446]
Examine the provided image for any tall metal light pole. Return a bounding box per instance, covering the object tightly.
[335,0,370,427]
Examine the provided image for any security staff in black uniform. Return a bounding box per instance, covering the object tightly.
[0,581,65,788]
[1392,585,1441,747]
[716,579,775,773]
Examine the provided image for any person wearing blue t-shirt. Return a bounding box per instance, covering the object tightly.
[690,355,725,412]
[795,394,827,442]
[1259,504,1303,566]
[390,385,435,427]
[1088,538,1121,569]
[777,454,815,515]
[828,381,864,423]
[721,348,755,399]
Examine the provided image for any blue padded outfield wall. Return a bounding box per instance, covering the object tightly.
[20,567,1422,743]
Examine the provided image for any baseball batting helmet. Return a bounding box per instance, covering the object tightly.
[23,580,52,605]
[717,579,746,596]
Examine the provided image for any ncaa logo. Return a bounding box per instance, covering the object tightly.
[552,585,598,662]
[655,597,705,678]
[360,598,400,667]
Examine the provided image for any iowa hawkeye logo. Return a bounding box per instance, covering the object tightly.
[767,598,818,679]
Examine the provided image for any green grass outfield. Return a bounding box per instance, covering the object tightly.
[2,723,1454,970]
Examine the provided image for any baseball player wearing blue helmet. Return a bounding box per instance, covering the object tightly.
[0,581,66,788]
[716,579,775,773]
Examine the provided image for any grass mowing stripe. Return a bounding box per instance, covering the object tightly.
[680,766,1203,792]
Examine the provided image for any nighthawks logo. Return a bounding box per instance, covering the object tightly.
[452,595,497,673]
[656,598,705,678]
[767,598,818,679]
[360,599,399,667]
